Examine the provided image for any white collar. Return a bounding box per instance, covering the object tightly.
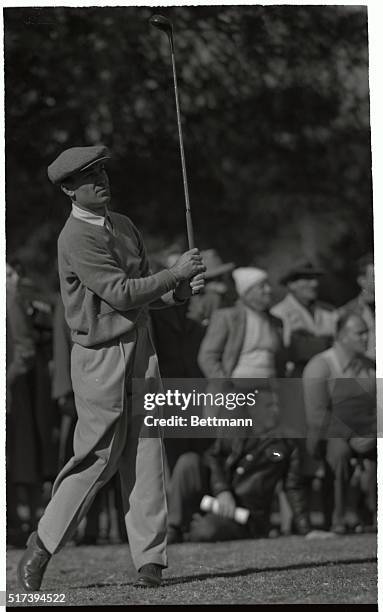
[71,203,107,227]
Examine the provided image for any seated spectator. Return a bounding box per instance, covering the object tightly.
[167,389,310,543]
[303,312,376,534]
[338,253,375,359]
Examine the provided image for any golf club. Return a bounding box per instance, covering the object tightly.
[149,14,195,250]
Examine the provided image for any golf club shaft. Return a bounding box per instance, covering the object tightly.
[169,38,195,249]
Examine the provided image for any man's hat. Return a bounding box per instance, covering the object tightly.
[47,145,111,185]
[201,249,235,280]
[232,267,268,296]
[279,260,324,285]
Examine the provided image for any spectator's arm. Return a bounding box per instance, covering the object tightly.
[197,310,229,378]
[204,439,233,496]
[271,316,289,377]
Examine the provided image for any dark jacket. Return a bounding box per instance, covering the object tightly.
[204,437,310,536]
[197,302,286,379]
[150,302,204,378]
[52,294,73,400]
[6,288,39,485]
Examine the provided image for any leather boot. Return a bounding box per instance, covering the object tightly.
[134,563,163,587]
[17,532,51,591]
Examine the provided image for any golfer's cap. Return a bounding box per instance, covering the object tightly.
[47,145,111,185]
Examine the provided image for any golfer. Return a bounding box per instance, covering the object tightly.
[17,145,205,591]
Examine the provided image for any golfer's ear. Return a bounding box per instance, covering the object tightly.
[61,184,74,198]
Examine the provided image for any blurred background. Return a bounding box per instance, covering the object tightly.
[5,4,372,302]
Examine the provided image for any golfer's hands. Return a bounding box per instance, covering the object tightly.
[169,248,206,282]
[174,273,205,300]
[216,491,236,519]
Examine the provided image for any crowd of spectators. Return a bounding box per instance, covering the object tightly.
[6,249,376,547]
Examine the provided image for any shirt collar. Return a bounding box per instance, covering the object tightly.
[71,203,107,227]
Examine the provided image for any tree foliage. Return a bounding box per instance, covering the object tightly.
[5,5,372,302]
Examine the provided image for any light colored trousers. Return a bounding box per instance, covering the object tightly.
[38,325,168,570]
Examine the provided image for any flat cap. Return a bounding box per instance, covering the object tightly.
[279,260,324,285]
[47,145,111,184]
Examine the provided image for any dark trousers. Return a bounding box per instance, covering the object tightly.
[168,452,250,542]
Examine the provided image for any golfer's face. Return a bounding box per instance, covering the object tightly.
[65,162,111,213]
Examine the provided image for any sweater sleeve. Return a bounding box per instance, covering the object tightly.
[62,230,178,311]
[129,220,180,309]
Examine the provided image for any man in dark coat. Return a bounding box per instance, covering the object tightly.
[6,263,37,544]
[167,390,310,542]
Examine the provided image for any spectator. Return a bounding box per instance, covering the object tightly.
[151,249,235,470]
[303,312,376,534]
[338,253,375,359]
[6,262,37,544]
[271,260,337,376]
[15,262,59,487]
[151,249,235,379]
[198,267,286,386]
[186,249,235,328]
[167,389,310,543]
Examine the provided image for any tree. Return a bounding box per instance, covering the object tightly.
[5,5,372,302]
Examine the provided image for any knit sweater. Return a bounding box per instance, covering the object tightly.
[57,211,178,347]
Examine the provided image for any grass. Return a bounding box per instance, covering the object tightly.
[6,533,377,605]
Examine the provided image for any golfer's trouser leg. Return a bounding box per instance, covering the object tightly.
[118,432,168,570]
[326,438,352,527]
[37,408,128,554]
[168,452,209,531]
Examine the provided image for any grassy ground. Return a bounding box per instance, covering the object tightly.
[6,533,377,605]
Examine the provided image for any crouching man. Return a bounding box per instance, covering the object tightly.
[167,390,310,542]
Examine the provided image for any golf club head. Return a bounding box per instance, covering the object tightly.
[149,14,173,35]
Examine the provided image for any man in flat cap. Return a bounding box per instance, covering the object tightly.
[271,261,338,377]
[17,145,205,591]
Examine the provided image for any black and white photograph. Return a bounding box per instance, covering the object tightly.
[4,1,379,607]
